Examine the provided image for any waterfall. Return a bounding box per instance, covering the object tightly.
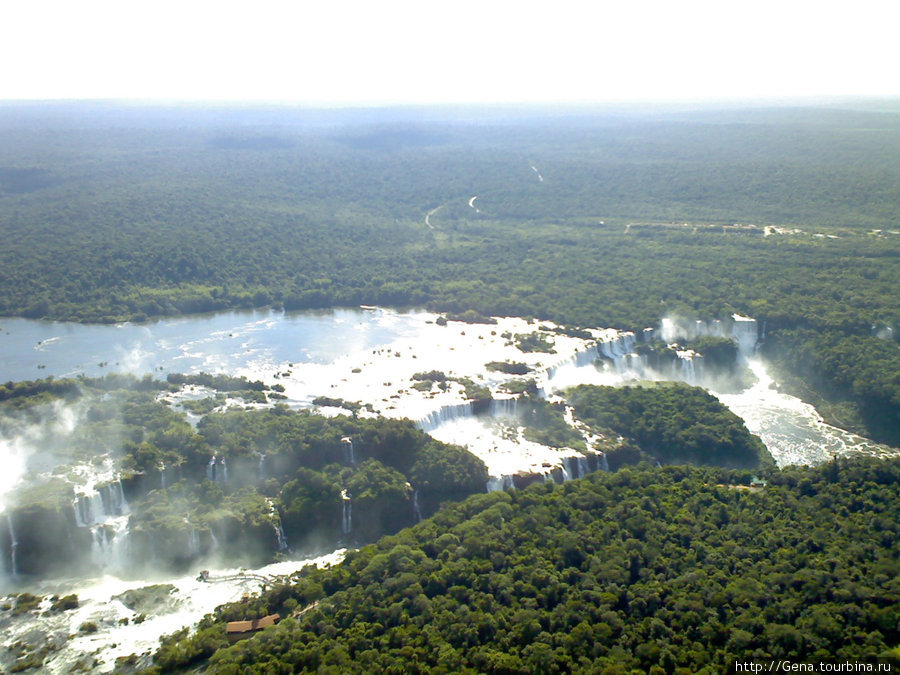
[183,526,201,558]
[206,456,216,481]
[545,343,602,380]
[159,462,167,490]
[413,489,423,523]
[677,351,697,384]
[600,453,610,472]
[7,512,18,578]
[74,480,131,571]
[75,481,129,527]
[577,455,591,478]
[731,314,760,359]
[258,453,266,480]
[658,314,758,361]
[341,436,355,465]
[266,498,289,550]
[486,475,516,492]
[341,489,352,535]
[593,332,650,378]
[275,521,289,551]
[489,398,520,418]
[209,530,220,551]
[219,458,228,483]
[105,480,129,515]
[416,402,476,432]
[74,491,102,526]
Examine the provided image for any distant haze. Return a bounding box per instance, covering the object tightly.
[2,0,898,106]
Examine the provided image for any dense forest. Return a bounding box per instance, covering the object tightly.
[2,103,900,445]
[3,102,900,673]
[146,457,900,673]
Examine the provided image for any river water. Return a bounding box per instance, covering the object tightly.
[0,306,896,671]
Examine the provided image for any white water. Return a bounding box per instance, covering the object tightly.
[73,480,131,573]
[1,306,896,669]
[0,549,345,674]
[412,489,422,523]
[715,360,889,466]
[6,513,17,578]
[340,489,352,535]
[341,436,355,465]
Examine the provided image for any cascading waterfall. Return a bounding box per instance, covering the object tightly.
[74,479,131,570]
[418,315,760,493]
[159,462,167,490]
[74,480,130,526]
[258,453,266,480]
[413,489,423,523]
[490,398,520,418]
[275,521,289,551]
[578,455,591,478]
[209,530,220,551]
[731,315,760,359]
[341,436,355,465]
[341,489,352,535]
[544,343,604,380]
[677,351,698,384]
[266,498,289,551]
[594,333,652,377]
[486,475,516,492]
[488,454,598,492]
[205,456,228,483]
[658,314,758,361]
[7,512,18,578]
[416,402,475,432]
[187,526,200,558]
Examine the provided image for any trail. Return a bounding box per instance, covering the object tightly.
[424,204,445,229]
[293,600,321,618]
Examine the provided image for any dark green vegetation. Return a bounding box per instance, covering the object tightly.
[685,336,739,370]
[514,331,556,354]
[410,371,490,402]
[569,384,774,470]
[485,361,532,375]
[515,395,586,452]
[0,378,487,576]
[761,330,900,446]
[147,457,900,673]
[2,103,900,443]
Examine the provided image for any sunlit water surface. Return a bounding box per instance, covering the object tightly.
[1,307,896,671]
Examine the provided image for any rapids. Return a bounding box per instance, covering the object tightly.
[1,306,896,671]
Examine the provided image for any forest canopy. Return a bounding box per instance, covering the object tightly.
[148,457,900,674]
[4,104,900,442]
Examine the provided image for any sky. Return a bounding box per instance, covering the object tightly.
[2,0,898,106]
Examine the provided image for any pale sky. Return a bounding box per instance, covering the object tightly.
[2,0,897,105]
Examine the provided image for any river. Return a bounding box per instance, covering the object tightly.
[0,306,895,671]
